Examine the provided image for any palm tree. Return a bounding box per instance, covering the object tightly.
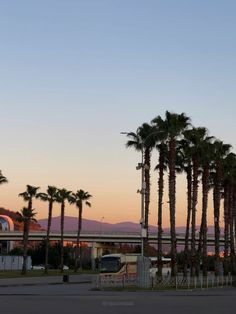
[211,140,231,276]
[177,138,193,277]
[155,142,168,278]
[222,153,236,275]
[56,188,72,272]
[183,127,209,276]
[153,111,191,276]
[18,185,40,274]
[125,123,156,255]
[19,185,40,212]
[17,207,37,275]
[229,178,236,275]
[198,139,214,277]
[0,170,8,185]
[72,189,92,272]
[36,186,58,274]
[152,115,170,278]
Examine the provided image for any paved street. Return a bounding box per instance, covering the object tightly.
[0,275,235,314]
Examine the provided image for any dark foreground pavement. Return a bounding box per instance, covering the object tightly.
[0,275,235,314]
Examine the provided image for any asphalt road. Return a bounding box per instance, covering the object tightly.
[0,276,235,314]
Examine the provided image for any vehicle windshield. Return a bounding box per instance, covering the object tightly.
[100,257,121,273]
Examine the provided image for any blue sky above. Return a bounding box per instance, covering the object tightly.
[0,0,236,225]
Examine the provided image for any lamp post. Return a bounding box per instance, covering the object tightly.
[121,132,146,257]
[99,217,104,257]
[100,216,104,234]
[136,143,147,257]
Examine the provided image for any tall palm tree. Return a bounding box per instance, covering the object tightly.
[125,123,156,255]
[177,138,193,277]
[229,180,236,275]
[56,188,72,272]
[72,189,92,272]
[154,111,191,276]
[222,153,236,275]
[198,139,214,277]
[155,142,168,278]
[17,207,37,275]
[152,115,170,277]
[0,170,8,185]
[211,140,231,276]
[36,186,58,274]
[183,127,209,276]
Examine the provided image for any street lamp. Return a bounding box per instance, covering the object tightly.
[100,216,104,234]
[121,132,147,257]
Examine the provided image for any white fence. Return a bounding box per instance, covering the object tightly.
[96,274,234,290]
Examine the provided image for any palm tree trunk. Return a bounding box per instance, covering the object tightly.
[144,149,151,256]
[229,184,236,275]
[191,157,199,277]
[22,198,32,275]
[21,220,29,275]
[60,202,65,273]
[213,163,221,277]
[28,198,32,211]
[197,222,203,256]
[183,163,192,277]
[45,201,53,274]
[223,184,229,276]
[234,184,236,258]
[157,145,164,278]
[168,138,177,277]
[74,206,82,272]
[201,164,209,277]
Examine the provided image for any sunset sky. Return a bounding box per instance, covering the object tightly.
[0,0,236,228]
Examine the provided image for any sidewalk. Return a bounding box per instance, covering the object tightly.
[0,274,95,287]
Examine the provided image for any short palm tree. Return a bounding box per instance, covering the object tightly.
[56,188,72,272]
[17,207,37,275]
[72,189,92,272]
[37,186,58,274]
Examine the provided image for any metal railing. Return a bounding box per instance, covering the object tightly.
[96,274,234,290]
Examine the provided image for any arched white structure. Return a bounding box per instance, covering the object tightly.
[0,215,14,252]
[0,215,14,231]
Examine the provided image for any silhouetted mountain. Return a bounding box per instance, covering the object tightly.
[37,216,215,234]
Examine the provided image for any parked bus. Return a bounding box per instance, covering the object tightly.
[99,254,171,278]
[99,253,139,278]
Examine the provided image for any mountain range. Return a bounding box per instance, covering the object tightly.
[37,216,215,234]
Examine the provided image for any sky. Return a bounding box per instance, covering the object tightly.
[0,0,236,228]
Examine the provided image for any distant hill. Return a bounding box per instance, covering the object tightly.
[37,216,215,234]
[38,216,148,232]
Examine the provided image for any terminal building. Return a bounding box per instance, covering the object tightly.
[0,214,14,253]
